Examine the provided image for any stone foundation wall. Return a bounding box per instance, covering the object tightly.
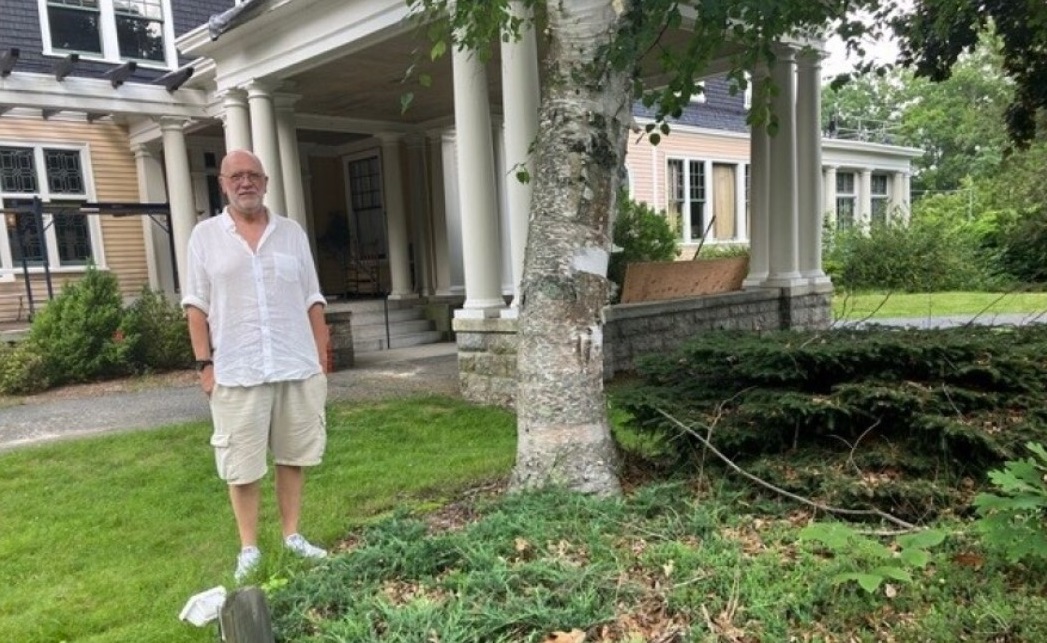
[324,308,354,371]
[454,317,519,408]
[454,284,833,407]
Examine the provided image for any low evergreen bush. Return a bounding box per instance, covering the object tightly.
[614,325,1047,520]
[608,194,678,303]
[0,342,50,395]
[0,270,194,395]
[26,265,127,386]
[118,287,192,373]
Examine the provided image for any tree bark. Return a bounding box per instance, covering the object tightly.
[511,0,633,496]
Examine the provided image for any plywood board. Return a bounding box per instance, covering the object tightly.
[620,256,749,304]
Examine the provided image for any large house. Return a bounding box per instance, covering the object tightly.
[0,0,919,401]
[626,80,919,254]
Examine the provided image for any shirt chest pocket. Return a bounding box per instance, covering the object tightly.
[273,252,299,282]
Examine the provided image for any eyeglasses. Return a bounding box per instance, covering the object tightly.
[221,171,266,184]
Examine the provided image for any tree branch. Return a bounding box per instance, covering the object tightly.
[655,407,917,530]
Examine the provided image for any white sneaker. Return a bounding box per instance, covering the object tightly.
[234,546,261,583]
[284,533,328,559]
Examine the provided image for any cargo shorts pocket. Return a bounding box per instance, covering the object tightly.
[210,432,233,481]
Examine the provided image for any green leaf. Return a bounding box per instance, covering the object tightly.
[873,565,913,583]
[419,73,433,88]
[799,522,853,549]
[1026,442,1047,465]
[400,92,414,114]
[430,40,447,61]
[896,529,947,550]
[834,572,883,594]
[898,548,930,568]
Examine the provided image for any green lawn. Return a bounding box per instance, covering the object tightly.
[833,290,1047,320]
[0,396,516,643]
[6,323,1047,641]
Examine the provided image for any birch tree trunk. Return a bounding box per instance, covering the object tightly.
[510,0,633,495]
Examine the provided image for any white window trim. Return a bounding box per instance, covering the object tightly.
[870,173,891,221]
[0,142,105,283]
[667,156,710,245]
[835,170,858,229]
[37,0,178,70]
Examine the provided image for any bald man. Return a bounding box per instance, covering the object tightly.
[182,149,330,582]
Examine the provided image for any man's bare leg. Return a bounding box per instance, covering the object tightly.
[275,464,304,538]
[229,481,262,547]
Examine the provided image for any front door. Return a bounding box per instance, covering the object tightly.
[344,151,388,295]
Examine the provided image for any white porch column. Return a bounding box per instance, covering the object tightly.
[132,143,175,294]
[744,70,771,287]
[245,80,287,214]
[451,45,505,315]
[892,170,910,222]
[429,130,454,296]
[901,172,912,223]
[734,162,746,242]
[859,168,873,229]
[158,117,196,295]
[219,88,252,152]
[499,0,540,312]
[797,49,827,283]
[274,92,309,232]
[766,48,802,285]
[824,165,838,228]
[298,148,317,261]
[405,135,433,296]
[375,133,415,299]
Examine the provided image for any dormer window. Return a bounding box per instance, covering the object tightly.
[39,0,175,68]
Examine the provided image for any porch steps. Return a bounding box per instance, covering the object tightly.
[326,299,445,354]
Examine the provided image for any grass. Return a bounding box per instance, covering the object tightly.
[266,481,1047,642]
[833,290,1047,321]
[0,396,515,643]
[5,393,1047,642]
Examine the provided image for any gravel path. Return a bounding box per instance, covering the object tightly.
[0,344,459,453]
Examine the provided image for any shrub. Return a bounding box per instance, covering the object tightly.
[973,442,1047,565]
[0,341,50,395]
[824,217,1000,292]
[694,244,749,260]
[608,194,678,302]
[614,325,1047,519]
[995,205,1047,284]
[118,287,192,373]
[27,265,127,385]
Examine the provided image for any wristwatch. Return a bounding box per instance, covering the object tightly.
[194,359,214,372]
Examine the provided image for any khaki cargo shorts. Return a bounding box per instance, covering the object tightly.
[208,373,327,485]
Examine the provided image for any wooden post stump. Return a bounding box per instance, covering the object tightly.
[219,587,275,643]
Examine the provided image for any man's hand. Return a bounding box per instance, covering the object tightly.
[198,364,215,396]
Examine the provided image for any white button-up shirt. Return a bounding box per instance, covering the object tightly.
[181,209,326,387]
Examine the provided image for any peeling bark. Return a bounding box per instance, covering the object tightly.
[511,0,633,496]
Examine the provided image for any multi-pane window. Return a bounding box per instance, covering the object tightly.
[836,171,856,230]
[347,155,386,259]
[45,0,103,55]
[870,173,890,224]
[667,158,706,242]
[0,145,95,269]
[41,0,172,66]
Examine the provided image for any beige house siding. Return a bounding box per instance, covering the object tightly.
[626,127,748,214]
[0,117,146,322]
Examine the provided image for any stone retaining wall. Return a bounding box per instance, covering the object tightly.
[453,284,833,407]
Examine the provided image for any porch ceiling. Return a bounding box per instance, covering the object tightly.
[284,30,496,127]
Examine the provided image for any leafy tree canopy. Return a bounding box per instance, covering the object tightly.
[893,0,1047,146]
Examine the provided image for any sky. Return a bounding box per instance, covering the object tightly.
[821,2,910,81]
[822,33,901,81]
